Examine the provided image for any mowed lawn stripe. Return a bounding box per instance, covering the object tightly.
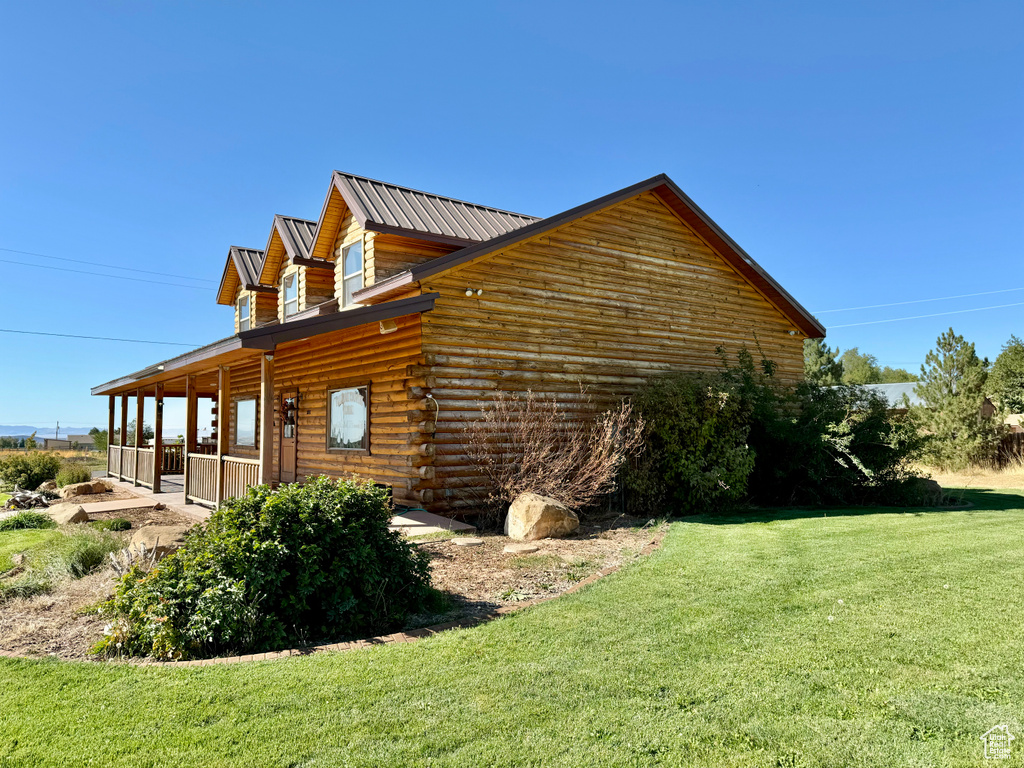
[1,489,1022,767]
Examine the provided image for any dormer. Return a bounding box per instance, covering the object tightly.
[256,215,335,321]
[216,246,278,332]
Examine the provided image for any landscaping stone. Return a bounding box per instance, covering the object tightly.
[130,524,191,559]
[452,537,484,547]
[503,543,539,554]
[504,492,579,541]
[58,480,107,499]
[910,477,944,505]
[37,480,57,492]
[47,503,89,524]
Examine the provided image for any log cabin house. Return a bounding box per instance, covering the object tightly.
[92,172,824,515]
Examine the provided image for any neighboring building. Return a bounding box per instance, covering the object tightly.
[42,434,96,451]
[93,171,823,513]
[42,438,73,450]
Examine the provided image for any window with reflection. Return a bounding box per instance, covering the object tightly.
[235,398,257,447]
[283,271,298,318]
[341,242,363,307]
[238,294,250,331]
[328,386,368,450]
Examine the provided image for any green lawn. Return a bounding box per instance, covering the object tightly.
[0,528,56,572]
[2,489,1023,767]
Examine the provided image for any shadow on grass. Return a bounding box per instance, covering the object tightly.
[678,487,1024,525]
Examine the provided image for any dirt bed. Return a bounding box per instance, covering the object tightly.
[0,504,661,661]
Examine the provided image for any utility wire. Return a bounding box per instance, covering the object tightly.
[0,258,210,290]
[815,286,1024,314]
[0,328,199,346]
[0,247,216,284]
[829,301,1024,329]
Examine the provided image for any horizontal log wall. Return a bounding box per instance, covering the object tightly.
[226,358,262,460]
[302,266,336,310]
[371,234,458,283]
[419,191,806,512]
[234,287,279,333]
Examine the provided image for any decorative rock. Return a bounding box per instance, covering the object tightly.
[153,503,166,511]
[504,492,579,541]
[129,525,192,559]
[58,481,105,499]
[503,543,539,554]
[452,537,484,547]
[47,503,89,524]
[37,480,57,492]
[11,553,25,566]
[90,479,112,493]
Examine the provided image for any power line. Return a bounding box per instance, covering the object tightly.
[0,257,211,290]
[829,301,1024,329]
[815,286,1024,314]
[0,247,217,284]
[0,328,199,346]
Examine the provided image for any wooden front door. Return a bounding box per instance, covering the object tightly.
[280,392,298,483]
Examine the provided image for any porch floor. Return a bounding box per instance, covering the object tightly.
[100,475,476,536]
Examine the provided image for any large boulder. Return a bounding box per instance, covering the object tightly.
[129,525,192,560]
[37,480,57,492]
[903,477,945,506]
[58,480,107,499]
[504,492,579,541]
[47,503,89,524]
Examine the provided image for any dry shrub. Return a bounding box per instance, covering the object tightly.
[461,387,644,518]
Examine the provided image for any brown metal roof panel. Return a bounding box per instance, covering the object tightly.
[277,216,317,259]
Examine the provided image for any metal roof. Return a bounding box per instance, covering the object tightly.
[859,382,923,408]
[229,246,265,286]
[333,172,539,245]
[275,216,317,259]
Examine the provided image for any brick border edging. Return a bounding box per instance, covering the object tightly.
[0,527,668,668]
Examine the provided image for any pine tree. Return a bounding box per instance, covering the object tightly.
[803,338,844,385]
[913,327,1002,470]
[989,335,1024,414]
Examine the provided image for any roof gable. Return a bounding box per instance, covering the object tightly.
[256,215,324,284]
[353,174,825,338]
[216,246,268,305]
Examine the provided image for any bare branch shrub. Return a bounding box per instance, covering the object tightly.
[461,387,644,517]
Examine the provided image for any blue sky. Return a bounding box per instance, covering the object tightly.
[1,0,1021,433]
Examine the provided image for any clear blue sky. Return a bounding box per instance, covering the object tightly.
[1,0,1021,433]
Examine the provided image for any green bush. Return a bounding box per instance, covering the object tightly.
[627,348,923,513]
[0,528,123,602]
[625,372,754,514]
[94,476,435,660]
[55,462,92,488]
[90,518,131,532]
[0,511,57,531]
[0,452,61,491]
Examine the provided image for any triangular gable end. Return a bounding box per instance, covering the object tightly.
[256,215,322,285]
[217,246,268,305]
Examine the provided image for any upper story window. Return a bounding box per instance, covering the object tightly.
[237,294,250,332]
[282,271,298,318]
[341,242,363,307]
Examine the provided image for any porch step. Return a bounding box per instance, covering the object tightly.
[389,510,475,538]
[77,498,160,514]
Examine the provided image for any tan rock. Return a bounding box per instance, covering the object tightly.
[452,537,484,547]
[503,543,539,554]
[129,525,192,559]
[37,480,57,492]
[47,503,89,524]
[504,493,579,541]
[90,479,112,493]
[58,481,104,499]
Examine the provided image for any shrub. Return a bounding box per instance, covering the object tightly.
[461,387,644,520]
[90,518,131,532]
[0,511,57,531]
[0,452,61,491]
[625,372,754,514]
[55,462,92,488]
[94,476,435,660]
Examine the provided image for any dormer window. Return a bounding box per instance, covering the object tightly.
[237,294,250,332]
[282,271,298,318]
[341,241,363,307]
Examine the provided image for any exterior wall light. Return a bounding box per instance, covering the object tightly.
[465,288,474,296]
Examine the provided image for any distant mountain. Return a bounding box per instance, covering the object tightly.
[0,426,96,439]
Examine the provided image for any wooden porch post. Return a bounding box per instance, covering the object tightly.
[259,353,275,485]
[215,365,231,505]
[183,375,197,505]
[119,395,128,447]
[153,382,164,494]
[134,388,145,486]
[106,395,115,477]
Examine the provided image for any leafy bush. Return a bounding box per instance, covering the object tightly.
[627,348,923,513]
[0,452,61,491]
[0,511,57,531]
[0,528,123,602]
[90,518,131,532]
[625,372,754,514]
[55,462,92,488]
[94,476,435,660]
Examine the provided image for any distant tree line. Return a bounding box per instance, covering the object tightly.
[803,341,919,386]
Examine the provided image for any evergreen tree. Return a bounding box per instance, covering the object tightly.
[840,348,882,385]
[989,335,1024,414]
[913,327,1002,469]
[803,338,844,385]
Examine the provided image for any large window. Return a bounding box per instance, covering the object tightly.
[282,271,298,318]
[328,385,368,450]
[341,242,363,307]
[237,294,250,332]
[235,398,257,447]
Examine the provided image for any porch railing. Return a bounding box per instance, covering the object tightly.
[107,445,121,478]
[184,454,260,507]
[161,444,185,474]
[136,448,155,488]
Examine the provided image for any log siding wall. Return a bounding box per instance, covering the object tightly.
[417,191,806,512]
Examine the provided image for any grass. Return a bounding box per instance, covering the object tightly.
[0,529,57,573]
[0,527,123,601]
[1,489,1024,766]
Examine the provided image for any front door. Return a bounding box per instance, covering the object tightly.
[280,392,298,483]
